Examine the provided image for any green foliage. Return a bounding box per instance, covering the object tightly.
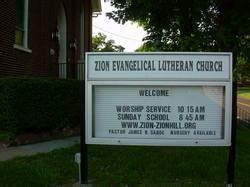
[0,145,79,186]
[92,32,125,52]
[108,0,250,65]
[135,41,158,52]
[234,56,250,82]
[0,131,15,141]
[238,86,250,99]
[0,77,81,135]
[88,145,228,186]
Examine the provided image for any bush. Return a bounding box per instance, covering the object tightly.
[0,77,82,135]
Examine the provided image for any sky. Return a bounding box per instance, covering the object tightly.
[92,0,147,52]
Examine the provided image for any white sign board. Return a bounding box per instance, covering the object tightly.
[85,52,232,146]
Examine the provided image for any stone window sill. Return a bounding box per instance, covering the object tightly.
[14,44,32,53]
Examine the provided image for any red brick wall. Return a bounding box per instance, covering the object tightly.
[0,0,18,75]
[0,0,89,78]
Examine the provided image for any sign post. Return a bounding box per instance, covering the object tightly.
[227,81,237,187]
[85,52,232,147]
[80,81,88,184]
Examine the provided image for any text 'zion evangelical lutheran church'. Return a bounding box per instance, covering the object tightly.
[95,60,223,72]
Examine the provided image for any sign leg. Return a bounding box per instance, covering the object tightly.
[227,81,237,186]
[80,81,88,184]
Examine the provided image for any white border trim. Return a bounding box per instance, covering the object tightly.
[86,52,232,81]
[86,81,232,146]
[85,52,232,147]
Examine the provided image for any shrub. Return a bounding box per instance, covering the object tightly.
[0,77,82,135]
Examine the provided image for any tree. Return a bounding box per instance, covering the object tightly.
[235,56,250,82]
[107,0,250,66]
[135,41,158,52]
[92,32,125,52]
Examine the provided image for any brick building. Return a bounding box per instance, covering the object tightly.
[0,0,101,79]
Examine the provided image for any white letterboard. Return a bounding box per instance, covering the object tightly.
[94,85,224,139]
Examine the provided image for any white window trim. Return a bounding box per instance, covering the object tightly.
[23,0,29,48]
[14,44,32,53]
[80,3,84,60]
[14,0,32,53]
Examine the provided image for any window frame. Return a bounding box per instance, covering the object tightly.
[14,0,32,53]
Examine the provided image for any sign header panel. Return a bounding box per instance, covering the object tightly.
[87,52,231,81]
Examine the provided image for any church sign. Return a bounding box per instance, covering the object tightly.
[85,52,232,146]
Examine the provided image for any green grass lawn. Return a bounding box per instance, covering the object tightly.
[238,86,250,99]
[0,124,250,186]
